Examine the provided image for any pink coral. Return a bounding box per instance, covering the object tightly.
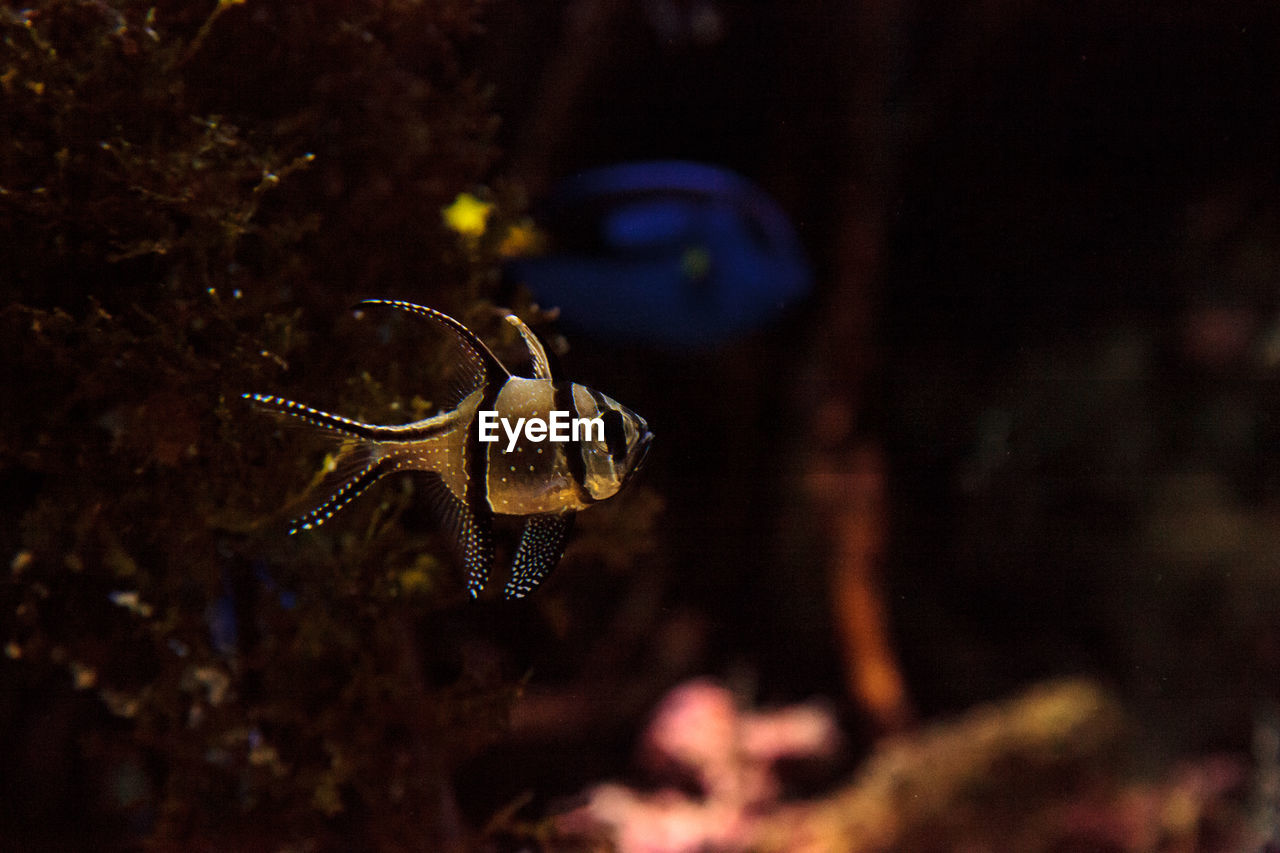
[641,679,742,800]
[557,678,840,853]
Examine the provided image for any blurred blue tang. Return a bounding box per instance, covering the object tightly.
[508,161,812,349]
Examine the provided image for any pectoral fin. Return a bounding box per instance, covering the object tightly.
[504,512,575,599]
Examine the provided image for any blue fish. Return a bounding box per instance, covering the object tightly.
[507,161,811,349]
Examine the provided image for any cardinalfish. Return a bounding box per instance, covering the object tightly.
[245,300,652,599]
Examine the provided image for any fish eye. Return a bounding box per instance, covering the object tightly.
[602,410,627,462]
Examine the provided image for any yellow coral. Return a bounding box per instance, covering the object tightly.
[497,219,543,257]
[442,192,493,238]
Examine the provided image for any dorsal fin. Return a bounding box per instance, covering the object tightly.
[503,313,556,380]
[356,299,510,408]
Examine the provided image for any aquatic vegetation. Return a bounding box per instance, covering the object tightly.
[0,0,603,848]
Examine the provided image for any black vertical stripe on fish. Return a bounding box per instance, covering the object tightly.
[554,380,596,505]
[601,408,627,464]
[587,388,628,463]
[587,388,610,413]
[461,377,504,595]
[470,377,505,513]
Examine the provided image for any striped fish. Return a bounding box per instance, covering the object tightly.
[244,300,652,599]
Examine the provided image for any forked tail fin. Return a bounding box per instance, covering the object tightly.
[242,393,387,441]
[243,393,391,534]
[285,445,389,534]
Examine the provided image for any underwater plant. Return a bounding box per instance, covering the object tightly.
[0,1,613,848]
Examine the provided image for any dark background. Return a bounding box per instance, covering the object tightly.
[463,0,1280,803]
[5,0,1280,846]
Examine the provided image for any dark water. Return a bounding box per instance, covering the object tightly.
[5,0,1280,848]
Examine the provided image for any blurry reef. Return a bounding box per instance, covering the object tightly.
[553,677,1245,852]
